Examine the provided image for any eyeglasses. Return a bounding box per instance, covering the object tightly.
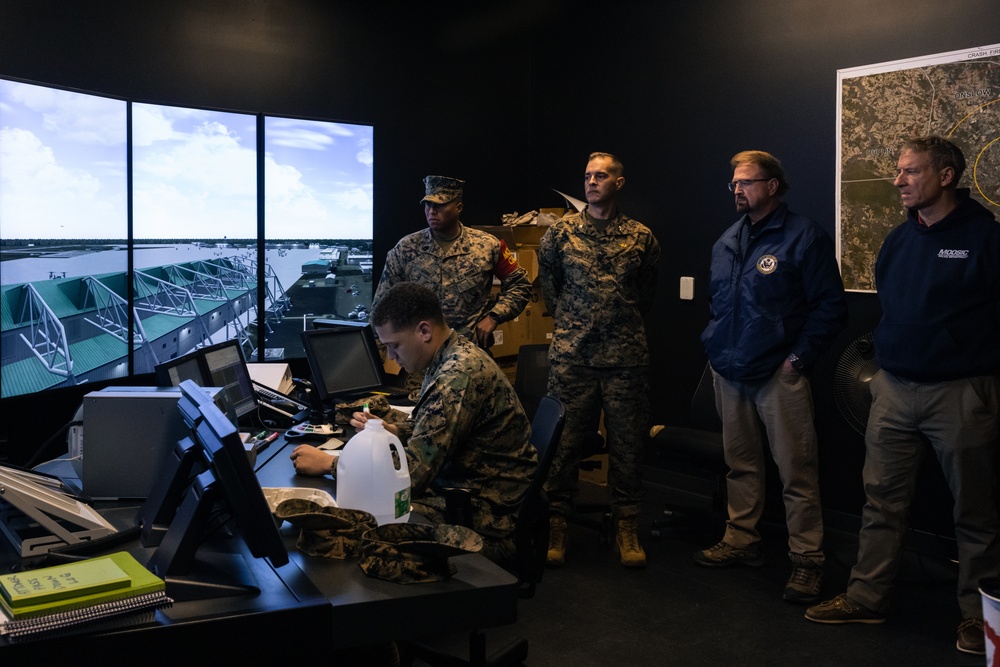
[727,178,770,192]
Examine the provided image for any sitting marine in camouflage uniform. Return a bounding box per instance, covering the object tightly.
[291,282,537,563]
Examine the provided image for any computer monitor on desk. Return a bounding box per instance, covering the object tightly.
[156,339,308,427]
[141,380,288,600]
[300,326,391,406]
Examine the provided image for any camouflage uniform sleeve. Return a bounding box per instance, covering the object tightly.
[537,225,563,316]
[492,263,531,322]
[400,370,478,493]
[637,228,661,314]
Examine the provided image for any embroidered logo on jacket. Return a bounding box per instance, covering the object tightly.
[937,249,969,259]
[757,255,778,274]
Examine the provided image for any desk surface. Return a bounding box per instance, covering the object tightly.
[257,440,520,646]
[0,439,519,657]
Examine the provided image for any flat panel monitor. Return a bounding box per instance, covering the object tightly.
[202,340,258,422]
[181,380,287,566]
[144,379,288,586]
[154,339,257,424]
[300,326,385,403]
[157,356,203,387]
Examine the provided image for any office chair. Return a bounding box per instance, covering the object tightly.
[647,361,728,540]
[513,344,612,545]
[402,395,566,667]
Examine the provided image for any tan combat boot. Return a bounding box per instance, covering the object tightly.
[547,515,568,566]
[616,517,647,568]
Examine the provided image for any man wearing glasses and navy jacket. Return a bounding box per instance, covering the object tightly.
[697,150,847,605]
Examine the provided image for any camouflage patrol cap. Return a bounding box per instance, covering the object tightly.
[333,394,392,426]
[275,499,377,559]
[421,175,464,204]
[359,523,483,584]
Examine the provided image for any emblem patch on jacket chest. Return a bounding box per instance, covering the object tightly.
[756,255,778,274]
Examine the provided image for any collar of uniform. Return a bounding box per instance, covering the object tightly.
[579,208,626,235]
[425,329,463,380]
[420,224,469,254]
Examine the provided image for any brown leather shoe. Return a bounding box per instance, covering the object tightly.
[956,617,985,655]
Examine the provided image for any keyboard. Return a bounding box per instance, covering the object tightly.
[253,381,310,413]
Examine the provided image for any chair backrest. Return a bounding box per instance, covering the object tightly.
[513,344,551,422]
[514,394,565,597]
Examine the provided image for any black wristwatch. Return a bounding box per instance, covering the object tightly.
[487,312,502,324]
[787,353,804,371]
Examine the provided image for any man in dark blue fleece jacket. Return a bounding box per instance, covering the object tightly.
[806,136,1000,657]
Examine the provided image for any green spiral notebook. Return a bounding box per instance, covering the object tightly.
[0,556,132,609]
[0,552,165,620]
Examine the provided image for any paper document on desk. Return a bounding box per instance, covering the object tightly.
[246,362,294,394]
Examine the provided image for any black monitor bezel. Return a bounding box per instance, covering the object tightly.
[178,379,287,566]
[299,326,386,403]
[154,338,258,423]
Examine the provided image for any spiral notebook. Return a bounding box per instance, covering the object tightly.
[0,552,173,642]
[0,590,172,641]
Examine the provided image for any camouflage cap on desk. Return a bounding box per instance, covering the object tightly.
[332,394,397,426]
[359,523,483,584]
[275,499,377,559]
[420,175,464,204]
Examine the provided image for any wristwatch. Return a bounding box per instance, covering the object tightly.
[487,312,502,324]
[787,353,804,371]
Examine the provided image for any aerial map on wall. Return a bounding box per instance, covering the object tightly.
[837,43,1000,292]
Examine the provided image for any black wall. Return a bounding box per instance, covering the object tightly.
[1,0,997,523]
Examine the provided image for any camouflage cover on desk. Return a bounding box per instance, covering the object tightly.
[358,523,483,584]
[275,500,377,560]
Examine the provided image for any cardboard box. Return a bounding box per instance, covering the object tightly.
[488,285,552,357]
[513,248,539,283]
[476,224,550,250]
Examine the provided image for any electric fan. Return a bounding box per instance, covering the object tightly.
[832,331,880,436]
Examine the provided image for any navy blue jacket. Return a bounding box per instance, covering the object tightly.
[874,189,1000,382]
[702,203,847,382]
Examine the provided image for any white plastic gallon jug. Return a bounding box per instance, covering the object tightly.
[336,419,411,525]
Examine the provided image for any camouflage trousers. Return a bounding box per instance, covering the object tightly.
[413,501,517,564]
[544,362,651,520]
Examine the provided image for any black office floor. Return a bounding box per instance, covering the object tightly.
[409,477,983,667]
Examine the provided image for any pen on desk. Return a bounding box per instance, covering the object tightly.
[255,431,280,452]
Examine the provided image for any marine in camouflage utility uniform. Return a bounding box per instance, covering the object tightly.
[374,224,532,340]
[373,220,532,399]
[386,329,537,561]
[539,209,660,520]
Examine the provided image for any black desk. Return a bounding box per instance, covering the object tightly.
[0,441,519,661]
[257,440,520,646]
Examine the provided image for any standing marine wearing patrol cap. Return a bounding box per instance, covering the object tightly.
[372,175,532,400]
